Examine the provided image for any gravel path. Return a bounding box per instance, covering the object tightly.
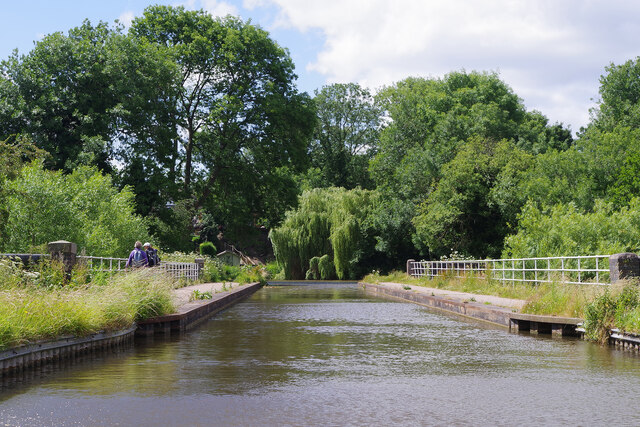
[172,282,241,308]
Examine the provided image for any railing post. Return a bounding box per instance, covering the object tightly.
[609,253,640,284]
[195,258,205,279]
[406,259,415,277]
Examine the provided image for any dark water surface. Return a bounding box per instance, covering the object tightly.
[2,283,640,426]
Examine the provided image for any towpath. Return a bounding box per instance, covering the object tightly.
[377,282,526,310]
[172,282,242,308]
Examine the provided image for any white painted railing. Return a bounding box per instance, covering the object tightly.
[77,256,128,271]
[409,255,611,286]
[77,256,201,280]
[160,262,201,281]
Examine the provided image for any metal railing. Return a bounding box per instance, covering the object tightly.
[160,262,201,281]
[409,255,611,286]
[77,256,201,280]
[77,256,128,272]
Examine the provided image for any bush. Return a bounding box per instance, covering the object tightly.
[265,261,283,279]
[199,241,217,257]
[318,254,335,280]
[306,256,320,280]
[1,163,150,257]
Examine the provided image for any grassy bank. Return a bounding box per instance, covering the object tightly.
[0,260,175,351]
[363,271,640,339]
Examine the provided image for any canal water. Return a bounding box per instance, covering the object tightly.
[2,283,640,426]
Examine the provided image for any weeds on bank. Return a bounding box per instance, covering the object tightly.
[363,270,604,318]
[582,280,640,343]
[0,260,175,351]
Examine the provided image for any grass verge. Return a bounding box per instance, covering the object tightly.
[0,264,175,351]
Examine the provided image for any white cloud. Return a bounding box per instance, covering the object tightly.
[117,11,135,29]
[252,0,640,132]
[201,0,239,17]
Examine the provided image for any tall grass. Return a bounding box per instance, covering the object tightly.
[0,260,175,351]
[583,281,640,343]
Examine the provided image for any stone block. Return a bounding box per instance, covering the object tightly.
[406,259,415,276]
[609,253,640,283]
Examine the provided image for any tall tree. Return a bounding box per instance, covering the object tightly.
[370,71,572,260]
[131,6,315,214]
[0,22,120,171]
[309,83,381,189]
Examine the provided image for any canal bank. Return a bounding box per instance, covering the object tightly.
[1,282,262,376]
[4,282,640,426]
[362,282,582,337]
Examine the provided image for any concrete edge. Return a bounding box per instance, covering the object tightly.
[361,282,582,333]
[1,325,137,376]
[136,282,263,335]
[361,282,514,328]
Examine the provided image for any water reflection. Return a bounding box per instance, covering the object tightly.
[2,283,640,426]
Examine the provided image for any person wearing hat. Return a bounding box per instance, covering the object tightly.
[144,242,160,267]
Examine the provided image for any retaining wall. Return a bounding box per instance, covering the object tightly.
[136,282,263,336]
[1,326,136,376]
[362,282,580,337]
[2,282,263,378]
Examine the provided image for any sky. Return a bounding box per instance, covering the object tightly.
[2,0,640,134]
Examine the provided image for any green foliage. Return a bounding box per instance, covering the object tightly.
[265,261,283,279]
[305,256,320,280]
[199,241,217,257]
[310,83,381,189]
[270,187,375,279]
[191,289,213,300]
[1,163,150,256]
[582,284,640,343]
[371,71,570,202]
[318,254,336,280]
[132,5,315,222]
[413,138,530,258]
[591,57,640,131]
[504,199,640,258]
[201,257,262,283]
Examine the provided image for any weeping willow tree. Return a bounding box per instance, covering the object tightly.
[269,187,373,279]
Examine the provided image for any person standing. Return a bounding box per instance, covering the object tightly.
[126,241,148,268]
[144,242,160,267]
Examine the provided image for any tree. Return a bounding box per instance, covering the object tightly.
[309,83,381,189]
[131,6,315,213]
[368,71,572,261]
[1,163,149,256]
[371,71,571,201]
[0,22,121,171]
[270,187,375,279]
[591,57,640,131]
[413,138,530,258]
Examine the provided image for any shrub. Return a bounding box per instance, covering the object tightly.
[199,241,217,257]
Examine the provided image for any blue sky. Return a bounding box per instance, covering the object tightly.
[0,0,327,94]
[2,0,640,134]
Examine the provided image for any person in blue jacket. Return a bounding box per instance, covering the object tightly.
[126,241,148,268]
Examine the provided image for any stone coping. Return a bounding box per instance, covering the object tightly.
[136,282,263,334]
[362,282,583,329]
